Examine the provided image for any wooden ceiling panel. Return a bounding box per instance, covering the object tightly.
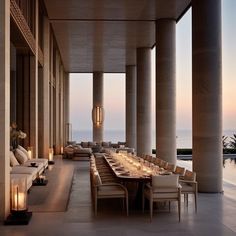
[44,0,191,72]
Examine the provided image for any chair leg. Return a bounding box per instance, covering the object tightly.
[126,196,129,216]
[186,194,189,207]
[142,194,145,213]
[195,193,197,213]
[150,198,153,222]
[169,201,171,212]
[178,199,181,222]
[95,197,98,216]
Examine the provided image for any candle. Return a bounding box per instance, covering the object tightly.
[49,148,54,161]
[12,187,26,211]
[27,150,32,160]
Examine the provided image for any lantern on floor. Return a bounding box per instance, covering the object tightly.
[61,146,64,155]
[92,106,104,127]
[27,146,33,159]
[48,147,54,164]
[5,177,32,225]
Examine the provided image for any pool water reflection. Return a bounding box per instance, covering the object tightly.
[178,158,236,186]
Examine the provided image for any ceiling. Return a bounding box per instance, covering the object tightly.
[44,0,191,73]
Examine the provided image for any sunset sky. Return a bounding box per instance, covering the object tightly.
[70,0,236,133]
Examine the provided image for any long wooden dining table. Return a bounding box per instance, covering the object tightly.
[103,154,152,182]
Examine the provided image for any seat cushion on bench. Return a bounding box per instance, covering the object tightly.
[10,173,33,190]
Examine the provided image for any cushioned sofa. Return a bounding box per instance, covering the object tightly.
[10,145,49,190]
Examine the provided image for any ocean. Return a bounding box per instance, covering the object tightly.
[72,129,236,148]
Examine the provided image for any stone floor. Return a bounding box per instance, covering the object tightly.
[1,158,236,236]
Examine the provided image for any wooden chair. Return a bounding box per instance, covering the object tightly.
[165,163,176,172]
[174,166,185,177]
[91,169,129,216]
[143,175,181,221]
[179,170,198,212]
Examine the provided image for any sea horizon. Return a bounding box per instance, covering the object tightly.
[71,129,236,149]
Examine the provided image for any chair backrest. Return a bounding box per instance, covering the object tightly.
[159,160,168,168]
[166,163,176,172]
[184,170,196,181]
[174,166,185,176]
[154,158,162,166]
[91,169,102,186]
[152,175,179,188]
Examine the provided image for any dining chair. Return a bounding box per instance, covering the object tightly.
[143,175,181,221]
[179,170,198,212]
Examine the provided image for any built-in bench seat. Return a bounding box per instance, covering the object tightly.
[10,146,49,190]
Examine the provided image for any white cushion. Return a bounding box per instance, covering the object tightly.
[15,148,28,164]
[98,185,125,196]
[10,174,32,190]
[11,166,38,177]
[17,145,30,159]
[10,151,19,167]
[152,175,179,188]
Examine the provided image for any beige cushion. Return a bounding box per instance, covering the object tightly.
[15,148,28,164]
[81,142,88,148]
[74,148,92,154]
[152,175,179,188]
[184,170,196,181]
[144,189,179,199]
[11,166,38,178]
[10,151,19,167]
[88,142,96,147]
[11,174,32,191]
[181,182,195,192]
[98,185,125,196]
[102,142,111,148]
[17,145,30,160]
[174,166,185,176]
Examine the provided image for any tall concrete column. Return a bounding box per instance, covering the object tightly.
[10,43,17,123]
[126,65,136,149]
[38,16,50,158]
[136,48,152,156]
[0,0,10,220]
[64,73,70,145]
[54,51,61,154]
[29,0,39,158]
[192,0,222,192]
[156,19,176,164]
[93,72,104,142]
[59,65,64,151]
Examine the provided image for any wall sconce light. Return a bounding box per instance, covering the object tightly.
[5,177,32,225]
[48,147,54,165]
[27,146,33,160]
[92,106,104,127]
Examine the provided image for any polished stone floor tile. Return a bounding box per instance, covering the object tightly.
[1,160,236,236]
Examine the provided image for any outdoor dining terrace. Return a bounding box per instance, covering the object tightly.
[1,155,236,236]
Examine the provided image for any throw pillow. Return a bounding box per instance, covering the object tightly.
[18,145,30,159]
[15,148,28,164]
[10,151,20,167]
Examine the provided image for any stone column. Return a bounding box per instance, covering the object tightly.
[192,0,222,192]
[136,48,152,156]
[60,65,64,151]
[93,72,104,142]
[29,0,39,158]
[64,73,70,145]
[10,43,17,123]
[126,65,137,149]
[0,0,10,220]
[54,51,61,154]
[156,19,176,164]
[38,16,50,158]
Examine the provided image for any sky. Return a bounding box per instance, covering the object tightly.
[70,0,236,132]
